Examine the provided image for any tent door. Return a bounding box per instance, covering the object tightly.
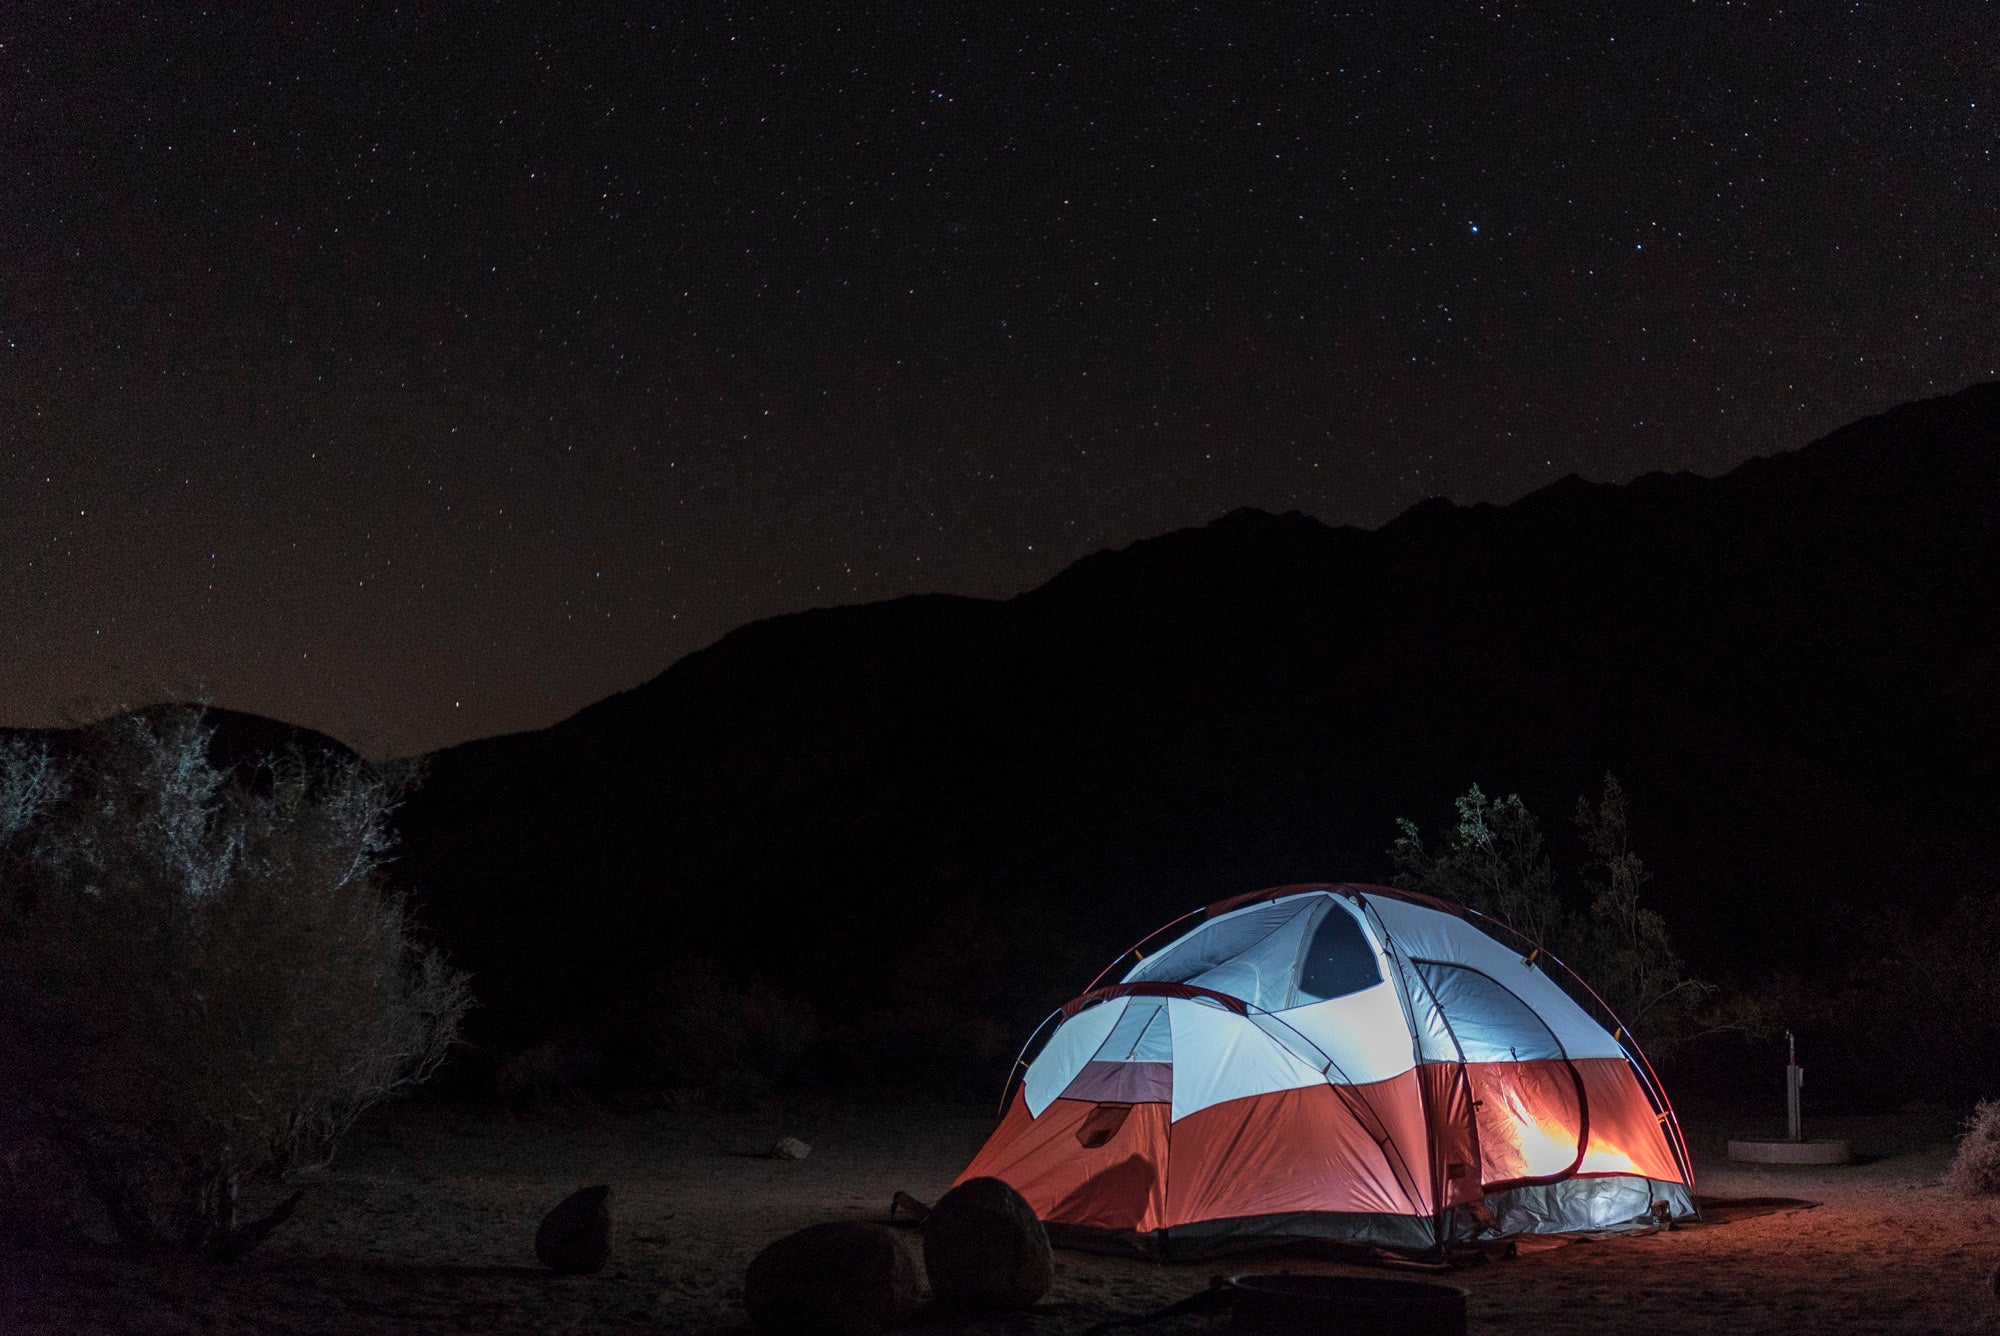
[1411,959,1590,1194]
[1465,1058,1588,1191]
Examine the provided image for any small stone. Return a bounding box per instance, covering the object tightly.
[535,1185,612,1274]
[920,1176,1053,1310]
[771,1136,811,1161]
[744,1221,919,1336]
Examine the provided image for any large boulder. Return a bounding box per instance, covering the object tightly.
[535,1185,612,1274]
[744,1221,920,1336]
[919,1176,1053,1309]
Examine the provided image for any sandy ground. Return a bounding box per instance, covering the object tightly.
[6,1096,1999,1334]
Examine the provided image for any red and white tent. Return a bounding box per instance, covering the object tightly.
[958,884,1695,1257]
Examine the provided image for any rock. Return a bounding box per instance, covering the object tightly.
[1990,1261,2000,1302]
[919,1176,1053,1310]
[744,1221,920,1336]
[535,1185,612,1274]
[770,1136,811,1161]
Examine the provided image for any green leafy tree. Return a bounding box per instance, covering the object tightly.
[1391,775,1711,1053]
[1390,783,1564,951]
[0,708,470,1259]
[1570,775,1710,1046]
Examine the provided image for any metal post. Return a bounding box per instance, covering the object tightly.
[1785,1030,1802,1143]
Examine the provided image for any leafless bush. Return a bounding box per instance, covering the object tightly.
[495,1037,605,1108]
[0,707,469,1259]
[0,1137,91,1249]
[1758,892,2000,1106]
[1944,1101,2000,1195]
[639,958,817,1107]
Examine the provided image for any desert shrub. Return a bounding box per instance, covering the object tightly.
[494,1036,605,1108]
[0,707,470,1259]
[0,1138,92,1249]
[635,958,817,1106]
[820,1005,1013,1096]
[1945,1100,2000,1194]
[1391,775,1714,1053]
[1568,776,1712,1047]
[1391,783,1565,950]
[1769,894,2000,1106]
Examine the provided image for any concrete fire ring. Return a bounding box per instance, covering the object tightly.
[1726,1137,1853,1165]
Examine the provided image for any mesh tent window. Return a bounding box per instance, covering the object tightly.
[1295,902,1383,1003]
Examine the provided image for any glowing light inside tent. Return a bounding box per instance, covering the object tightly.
[1483,1087,1583,1179]
[1515,1113,1582,1177]
[1492,1098,1638,1177]
[1579,1142,1638,1174]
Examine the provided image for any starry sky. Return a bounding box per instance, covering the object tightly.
[4,4,1995,755]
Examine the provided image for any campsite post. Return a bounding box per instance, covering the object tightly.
[1786,1029,1803,1143]
[1725,1026,1849,1164]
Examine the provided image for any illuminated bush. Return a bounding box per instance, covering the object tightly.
[1945,1100,2000,1195]
[494,1035,604,1109]
[0,708,469,1259]
[636,958,817,1107]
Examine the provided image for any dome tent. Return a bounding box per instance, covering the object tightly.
[957,884,1696,1259]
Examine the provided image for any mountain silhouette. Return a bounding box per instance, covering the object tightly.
[391,383,2000,1064]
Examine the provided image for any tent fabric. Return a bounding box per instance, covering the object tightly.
[958,882,1694,1258]
[1366,894,1623,1060]
[1164,996,1329,1121]
[1464,1058,1587,1186]
[1413,960,1567,1063]
[1023,995,1128,1117]
[1125,898,1320,1009]
[1164,1077,1432,1220]
[1486,1177,1696,1238]
[1571,1057,1686,1180]
[1267,981,1421,1086]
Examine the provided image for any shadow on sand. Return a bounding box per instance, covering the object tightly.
[1691,1196,1821,1225]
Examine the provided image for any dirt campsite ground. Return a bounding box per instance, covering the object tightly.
[6,1096,1999,1334]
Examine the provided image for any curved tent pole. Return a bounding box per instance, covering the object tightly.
[1016,904,1200,1120]
[1013,903,1206,1121]
[995,982,1249,1120]
[1462,908,1695,1192]
[1355,901,1593,1224]
[996,1006,1068,1120]
[1459,908,1700,1203]
[1080,906,1207,994]
[1078,889,1340,997]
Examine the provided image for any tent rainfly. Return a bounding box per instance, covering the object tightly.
[957,884,1696,1258]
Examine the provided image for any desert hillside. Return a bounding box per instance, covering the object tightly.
[392,385,2000,1100]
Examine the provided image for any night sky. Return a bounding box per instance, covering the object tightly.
[5,4,1994,755]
